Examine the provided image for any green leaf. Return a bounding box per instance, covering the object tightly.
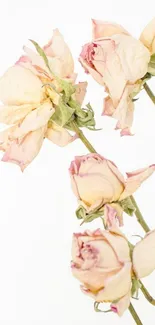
[51,98,75,127]
[119,197,135,216]
[148,54,155,76]
[30,39,51,71]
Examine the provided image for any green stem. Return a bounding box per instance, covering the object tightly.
[128,303,143,325]
[143,82,155,105]
[130,196,150,233]
[70,121,96,153]
[140,281,155,306]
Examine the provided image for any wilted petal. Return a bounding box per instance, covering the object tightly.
[103,229,130,263]
[74,82,87,105]
[133,230,155,278]
[111,291,131,316]
[46,122,76,147]
[119,165,155,200]
[43,29,74,77]
[112,85,134,130]
[140,18,155,54]
[92,19,129,39]
[0,66,43,105]
[2,127,46,170]
[79,56,104,86]
[102,96,115,116]
[12,100,54,139]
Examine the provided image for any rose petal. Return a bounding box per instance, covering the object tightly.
[0,103,36,125]
[12,100,54,139]
[46,122,76,147]
[102,96,115,116]
[74,82,87,105]
[133,230,155,278]
[111,290,131,316]
[104,203,124,228]
[43,29,74,77]
[140,18,155,54]
[92,19,129,39]
[2,127,46,171]
[0,66,43,105]
[119,165,155,200]
[83,262,132,302]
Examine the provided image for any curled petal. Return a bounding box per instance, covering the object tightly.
[133,230,155,278]
[2,127,46,171]
[46,122,76,147]
[119,165,155,200]
[92,19,129,39]
[79,56,104,86]
[104,203,124,229]
[111,291,131,316]
[0,66,43,105]
[140,18,155,54]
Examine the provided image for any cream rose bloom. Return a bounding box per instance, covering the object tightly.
[71,228,155,316]
[69,154,155,225]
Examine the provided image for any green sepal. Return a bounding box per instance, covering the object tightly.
[76,205,104,224]
[131,278,141,299]
[148,54,155,76]
[68,99,96,129]
[50,98,75,127]
[119,197,135,216]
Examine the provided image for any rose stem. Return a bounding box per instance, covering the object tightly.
[71,120,155,306]
[70,121,96,153]
[130,196,150,233]
[143,83,155,105]
[139,281,155,306]
[128,303,143,325]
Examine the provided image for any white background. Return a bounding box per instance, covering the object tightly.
[0,0,155,324]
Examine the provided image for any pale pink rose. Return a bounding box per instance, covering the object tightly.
[140,18,155,54]
[69,154,155,223]
[79,20,150,133]
[17,29,74,80]
[71,228,155,316]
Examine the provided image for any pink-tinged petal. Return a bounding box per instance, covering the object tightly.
[104,203,124,229]
[46,122,76,147]
[92,19,129,39]
[0,104,37,125]
[120,128,133,137]
[111,291,131,316]
[2,127,46,171]
[140,18,155,54]
[0,126,15,151]
[113,34,150,83]
[43,29,74,77]
[102,96,115,116]
[133,230,155,278]
[79,56,104,86]
[12,100,54,139]
[82,263,131,302]
[119,165,155,200]
[0,66,43,105]
[74,82,87,105]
